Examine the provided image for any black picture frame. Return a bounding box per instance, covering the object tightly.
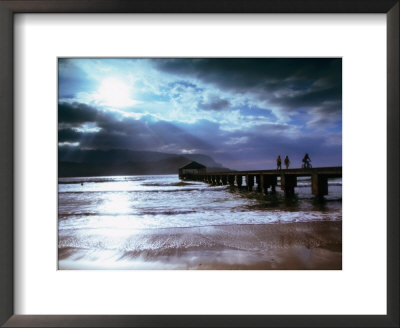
[0,0,398,327]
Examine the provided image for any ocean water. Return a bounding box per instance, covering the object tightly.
[58,174,342,269]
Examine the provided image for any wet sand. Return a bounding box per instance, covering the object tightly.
[59,221,342,270]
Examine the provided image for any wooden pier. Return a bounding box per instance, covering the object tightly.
[179,166,342,198]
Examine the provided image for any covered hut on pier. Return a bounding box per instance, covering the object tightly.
[178,161,206,179]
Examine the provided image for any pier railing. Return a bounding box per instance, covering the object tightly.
[180,167,342,197]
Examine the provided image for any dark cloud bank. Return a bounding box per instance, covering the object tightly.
[58,102,227,176]
[155,58,342,115]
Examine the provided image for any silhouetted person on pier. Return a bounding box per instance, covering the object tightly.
[276,155,282,171]
[284,155,290,169]
[302,153,312,168]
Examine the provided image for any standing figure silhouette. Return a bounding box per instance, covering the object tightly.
[284,155,290,169]
[276,155,282,171]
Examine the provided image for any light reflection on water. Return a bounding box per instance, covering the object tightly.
[59,174,342,229]
[99,192,138,215]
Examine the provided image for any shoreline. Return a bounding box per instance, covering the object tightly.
[59,221,342,270]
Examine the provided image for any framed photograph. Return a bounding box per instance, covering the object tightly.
[0,0,398,327]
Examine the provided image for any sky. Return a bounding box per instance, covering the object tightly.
[58,58,342,170]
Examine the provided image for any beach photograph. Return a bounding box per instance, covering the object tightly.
[58,58,342,270]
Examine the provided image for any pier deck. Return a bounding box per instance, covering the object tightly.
[180,166,342,197]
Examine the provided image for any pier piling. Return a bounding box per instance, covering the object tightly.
[246,175,254,191]
[221,175,228,185]
[180,167,341,199]
[312,174,328,197]
[259,175,267,194]
[236,175,243,188]
[281,174,297,196]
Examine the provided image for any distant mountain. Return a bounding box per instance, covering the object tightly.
[58,148,222,167]
[58,148,229,177]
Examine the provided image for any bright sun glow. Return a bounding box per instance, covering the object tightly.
[95,77,139,108]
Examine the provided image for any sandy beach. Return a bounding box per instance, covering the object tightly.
[59,221,342,270]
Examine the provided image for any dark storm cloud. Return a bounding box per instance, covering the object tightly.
[155,58,341,89]
[282,86,342,110]
[59,102,103,124]
[58,128,82,142]
[153,58,342,116]
[198,96,230,111]
[58,102,212,152]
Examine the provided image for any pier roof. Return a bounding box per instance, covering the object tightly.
[179,161,206,170]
